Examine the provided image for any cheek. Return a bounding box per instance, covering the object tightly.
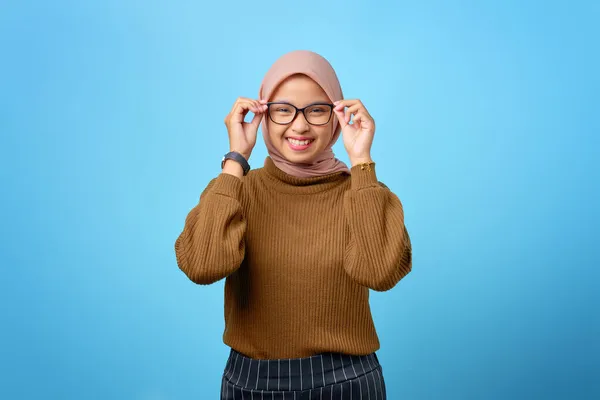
[315,125,334,144]
[267,121,286,141]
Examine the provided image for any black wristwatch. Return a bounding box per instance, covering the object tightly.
[221,151,250,176]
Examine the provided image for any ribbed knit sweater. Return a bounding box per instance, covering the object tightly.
[174,156,412,360]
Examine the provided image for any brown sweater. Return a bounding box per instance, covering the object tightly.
[174,156,412,359]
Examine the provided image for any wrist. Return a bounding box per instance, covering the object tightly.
[222,150,250,176]
[350,155,373,167]
[221,159,244,179]
[350,159,379,190]
[230,149,251,160]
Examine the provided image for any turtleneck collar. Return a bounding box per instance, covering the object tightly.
[261,156,350,194]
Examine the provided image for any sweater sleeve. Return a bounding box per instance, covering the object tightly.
[343,163,412,291]
[174,173,246,285]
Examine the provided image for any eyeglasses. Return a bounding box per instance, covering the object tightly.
[266,102,334,126]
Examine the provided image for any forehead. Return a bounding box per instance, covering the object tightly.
[270,74,330,104]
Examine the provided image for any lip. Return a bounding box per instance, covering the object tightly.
[286,136,315,141]
[286,137,314,151]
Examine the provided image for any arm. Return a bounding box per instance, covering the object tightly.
[174,171,246,284]
[343,163,412,291]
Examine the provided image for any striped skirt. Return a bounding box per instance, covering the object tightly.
[221,347,387,399]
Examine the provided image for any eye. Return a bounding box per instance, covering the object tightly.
[275,106,293,113]
[307,105,329,114]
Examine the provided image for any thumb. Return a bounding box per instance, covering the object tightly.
[250,112,264,130]
[333,108,348,128]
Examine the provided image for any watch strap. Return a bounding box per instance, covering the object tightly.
[221,151,250,175]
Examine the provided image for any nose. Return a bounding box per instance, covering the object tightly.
[291,110,310,131]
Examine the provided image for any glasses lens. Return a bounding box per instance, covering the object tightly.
[304,104,332,125]
[269,103,295,124]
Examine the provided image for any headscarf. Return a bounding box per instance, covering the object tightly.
[258,50,351,178]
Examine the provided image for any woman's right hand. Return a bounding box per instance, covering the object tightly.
[224,97,268,160]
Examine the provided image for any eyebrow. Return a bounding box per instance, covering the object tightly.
[272,99,330,106]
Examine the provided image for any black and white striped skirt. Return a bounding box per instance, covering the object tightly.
[221,347,387,399]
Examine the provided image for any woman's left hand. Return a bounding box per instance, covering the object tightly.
[333,99,375,165]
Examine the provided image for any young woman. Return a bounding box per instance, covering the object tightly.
[174,50,412,399]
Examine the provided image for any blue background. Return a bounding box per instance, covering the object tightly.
[1,1,598,399]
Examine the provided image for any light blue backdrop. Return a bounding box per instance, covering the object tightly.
[1,1,598,399]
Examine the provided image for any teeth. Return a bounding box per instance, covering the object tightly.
[288,138,313,146]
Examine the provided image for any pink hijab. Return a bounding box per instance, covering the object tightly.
[258,50,351,178]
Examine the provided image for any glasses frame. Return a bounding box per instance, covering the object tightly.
[266,102,334,126]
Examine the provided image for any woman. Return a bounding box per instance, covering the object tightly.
[174,50,412,399]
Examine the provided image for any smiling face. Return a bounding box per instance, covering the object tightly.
[266,73,335,165]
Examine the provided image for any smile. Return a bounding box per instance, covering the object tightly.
[286,138,315,151]
[286,137,315,150]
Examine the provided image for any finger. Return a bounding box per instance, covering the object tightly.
[258,99,269,112]
[236,98,260,113]
[251,100,260,113]
[334,98,356,106]
[257,100,268,113]
[333,100,346,111]
[246,101,262,114]
[333,108,348,128]
[354,111,373,128]
[333,99,359,110]
[353,112,365,126]
[345,108,352,124]
[231,102,255,123]
[253,99,267,113]
[234,102,249,116]
[345,104,362,117]
[235,97,253,107]
[237,101,255,114]
[250,111,264,128]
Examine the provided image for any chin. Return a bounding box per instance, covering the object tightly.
[284,153,315,165]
